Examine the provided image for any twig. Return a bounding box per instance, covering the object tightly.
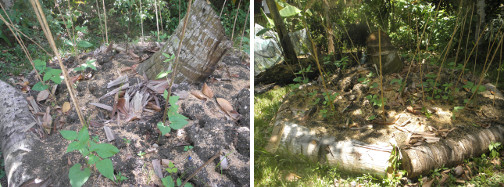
[219,0,227,19]
[180,151,221,187]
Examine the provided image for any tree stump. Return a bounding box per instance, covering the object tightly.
[366,31,403,74]
[136,0,231,83]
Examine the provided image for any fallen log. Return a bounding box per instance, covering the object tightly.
[401,125,504,178]
[0,80,45,186]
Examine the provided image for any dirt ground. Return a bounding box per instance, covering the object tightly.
[3,42,250,186]
[273,59,504,151]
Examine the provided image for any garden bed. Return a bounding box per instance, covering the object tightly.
[3,42,250,186]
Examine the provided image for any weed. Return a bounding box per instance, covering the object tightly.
[366,94,386,107]
[123,138,131,145]
[161,161,193,187]
[74,59,97,72]
[451,106,464,120]
[137,151,146,158]
[60,127,120,187]
[33,59,63,91]
[183,146,193,152]
[115,172,128,183]
[489,142,502,159]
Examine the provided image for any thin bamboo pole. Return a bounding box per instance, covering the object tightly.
[219,0,227,19]
[162,0,193,124]
[30,0,86,127]
[154,0,160,41]
[231,0,242,41]
[102,0,109,44]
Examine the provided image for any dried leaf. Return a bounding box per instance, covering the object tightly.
[216,98,233,113]
[62,102,71,113]
[229,111,241,119]
[152,159,163,179]
[107,75,129,88]
[37,90,50,102]
[103,126,115,142]
[42,106,52,129]
[89,102,113,111]
[202,83,214,98]
[191,90,207,101]
[146,102,161,112]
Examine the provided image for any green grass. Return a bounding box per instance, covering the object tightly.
[254,85,504,186]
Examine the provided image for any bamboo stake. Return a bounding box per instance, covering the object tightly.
[450,8,469,79]
[454,25,487,89]
[154,0,160,41]
[140,0,144,42]
[102,0,108,44]
[219,0,227,19]
[238,6,249,54]
[400,0,442,96]
[95,0,105,43]
[493,40,503,106]
[466,32,504,108]
[162,0,193,124]
[431,6,463,100]
[30,0,86,127]
[159,0,163,34]
[231,0,242,41]
[378,29,385,120]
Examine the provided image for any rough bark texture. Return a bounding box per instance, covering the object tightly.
[266,121,392,177]
[402,125,504,178]
[0,80,42,186]
[265,0,299,65]
[136,0,231,83]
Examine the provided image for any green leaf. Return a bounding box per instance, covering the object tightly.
[69,163,90,187]
[86,60,97,70]
[45,68,62,84]
[156,71,171,79]
[77,127,89,142]
[184,183,193,187]
[453,106,464,112]
[32,82,49,91]
[278,2,301,17]
[90,143,119,158]
[79,147,90,157]
[34,59,46,72]
[157,121,171,135]
[77,41,93,48]
[96,158,115,181]
[67,141,86,153]
[88,154,99,165]
[169,114,188,130]
[163,90,168,100]
[64,39,74,46]
[162,176,175,187]
[60,130,78,140]
[256,28,271,36]
[176,178,182,186]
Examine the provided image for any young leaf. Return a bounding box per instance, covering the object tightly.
[169,113,189,130]
[34,59,46,72]
[77,41,93,48]
[77,127,89,142]
[90,143,119,158]
[96,158,115,181]
[162,176,175,187]
[32,82,49,91]
[177,178,182,186]
[88,154,99,165]
[156,70,171,79]
[67,141,86,153]
[157,121,171,135]
[69,163,90,187]
[60,130,78,140]
[163,90,169,100]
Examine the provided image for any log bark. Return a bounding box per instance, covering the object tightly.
[401,125,504,178]
[136,0,231,83]
[0,80,44,186]
[266,121,392,177]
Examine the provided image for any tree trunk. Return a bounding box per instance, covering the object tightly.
[136,0,231,83]
[265,0,299,65]
[402,125,504,178]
